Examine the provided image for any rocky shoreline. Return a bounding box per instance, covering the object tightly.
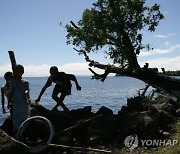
[0,95,180,153]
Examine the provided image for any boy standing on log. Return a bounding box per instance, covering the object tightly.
[35,66,81,112]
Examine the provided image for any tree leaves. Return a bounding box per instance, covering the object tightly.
[65,0,164,69]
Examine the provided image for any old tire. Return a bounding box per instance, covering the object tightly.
[17,116,54,153]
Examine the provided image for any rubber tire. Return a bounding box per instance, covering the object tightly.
[17,116,54,153]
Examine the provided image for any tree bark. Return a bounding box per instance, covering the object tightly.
[122,31,141,70]
[131,69,180,98]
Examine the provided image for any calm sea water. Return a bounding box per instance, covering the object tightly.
[0,76,147,124]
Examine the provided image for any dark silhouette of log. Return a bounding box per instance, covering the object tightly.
[48,144,112,153]
[8,51,17,72]
[56,114,103,136]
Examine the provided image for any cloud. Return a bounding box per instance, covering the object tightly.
[154,33,176,39]
[139,44,180,57]
[164,41,169,46]
[60,63,91,75]
[139,49,168,56]
[0,64,12,76]
[139,56,180,71]
[0,64,50,77]
[0,62,103,77]
[23,63,93,77]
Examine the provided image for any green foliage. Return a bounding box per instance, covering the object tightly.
[164,70,180,76]
[66,0,164,67]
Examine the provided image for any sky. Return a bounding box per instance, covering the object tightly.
[0,0,180,77]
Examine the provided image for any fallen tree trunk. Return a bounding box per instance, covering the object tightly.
[133,69,180,98]
[101,66,180,98]
[104,67,180,98]
[75,48,180,99]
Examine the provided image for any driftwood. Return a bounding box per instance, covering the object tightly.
[8,51,17,72]
[56,114,103,136]
[48,143,112,153]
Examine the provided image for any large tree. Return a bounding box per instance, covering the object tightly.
[65,0,180,98]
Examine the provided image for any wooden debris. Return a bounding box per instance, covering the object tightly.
[56,114,103,136]
[48,143,112,153]
[8,50,17,72]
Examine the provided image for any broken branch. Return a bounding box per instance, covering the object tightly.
[8,51,17,72]
[70,21,79,29]
[56,114,103,136]
[73,48,126,81]
[48,143,112,153]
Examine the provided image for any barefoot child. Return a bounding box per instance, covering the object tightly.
[35,66,81,112]
[9,65,31,135]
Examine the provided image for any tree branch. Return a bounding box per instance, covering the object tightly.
[73,48,127,81]
[48,144,112,153]
[89,67,110,82]
[70,21,79,29]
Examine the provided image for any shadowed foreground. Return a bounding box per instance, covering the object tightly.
[0,95,180,153]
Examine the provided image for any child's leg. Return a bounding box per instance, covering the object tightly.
[52,94,69,111]
[52,86,69,112]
